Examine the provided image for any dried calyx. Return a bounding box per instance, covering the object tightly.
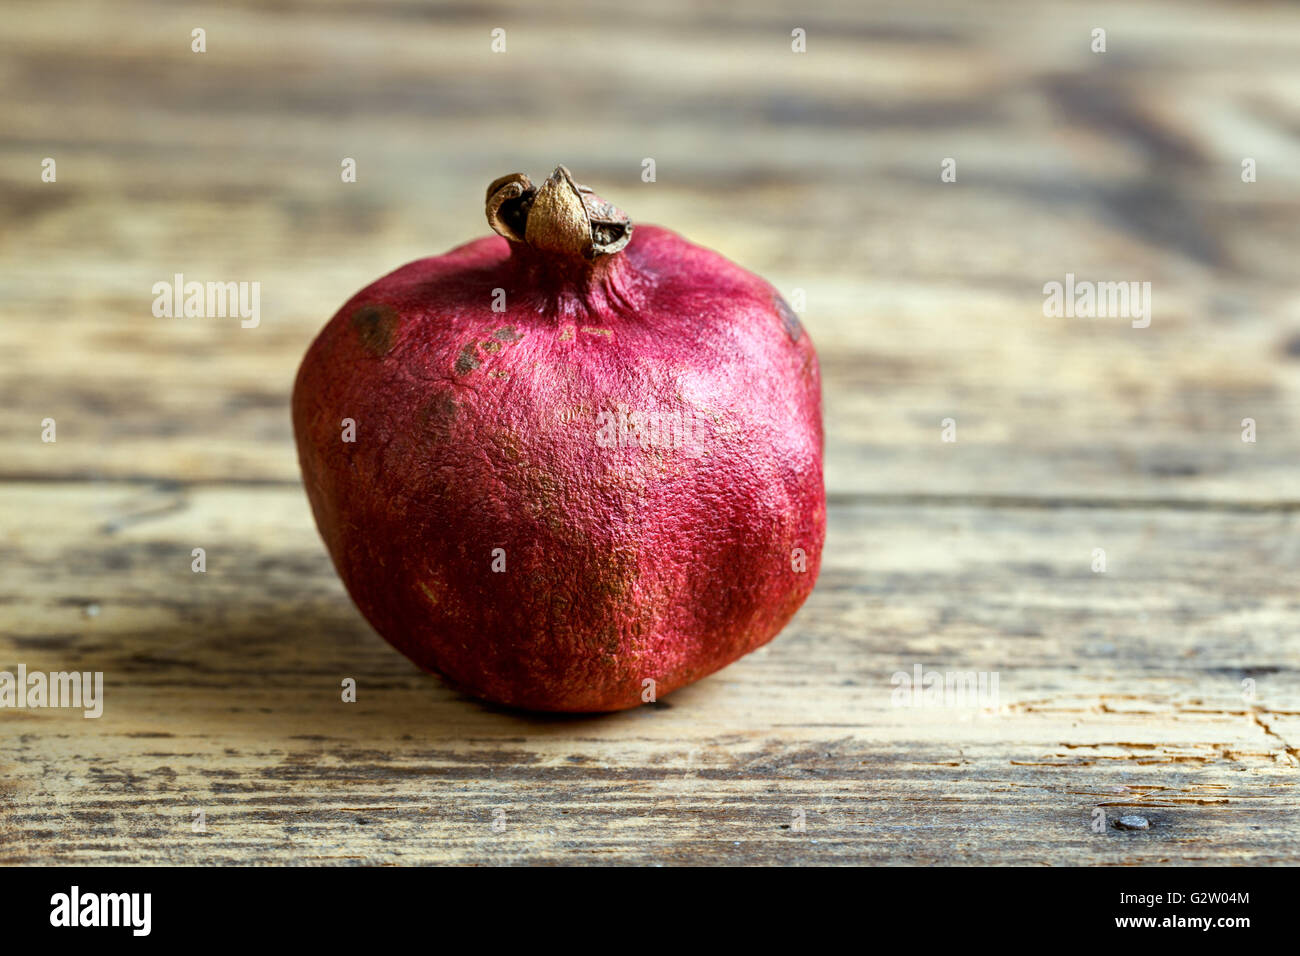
[486,166,632,260]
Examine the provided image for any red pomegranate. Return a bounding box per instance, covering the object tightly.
[293,167,824,711]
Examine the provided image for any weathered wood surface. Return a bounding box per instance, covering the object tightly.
[2,0,1298,864]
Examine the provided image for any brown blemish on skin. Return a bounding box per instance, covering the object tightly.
[559,325,575,341]
[482,340,502,354]
[352,303,400,355]
[774,294,803,342]
[493,326,522,342]
[454,344,481,375]
[420,391,458,443]
[580,327,612,337]
[494,430,525,464]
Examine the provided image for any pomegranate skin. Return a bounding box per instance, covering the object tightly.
[293,215,824,711]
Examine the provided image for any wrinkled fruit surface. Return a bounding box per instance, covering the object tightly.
[293,189,824,711]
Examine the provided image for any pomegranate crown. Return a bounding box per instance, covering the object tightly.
[486,166,633,260]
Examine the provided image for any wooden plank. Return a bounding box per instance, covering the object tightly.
[1,483,1295,864]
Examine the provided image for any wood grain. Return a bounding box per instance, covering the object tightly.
[1,0,1298,864]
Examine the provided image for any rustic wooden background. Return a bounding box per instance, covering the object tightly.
[2,0,1298,865]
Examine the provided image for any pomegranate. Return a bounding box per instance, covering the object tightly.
[292,167,824,711]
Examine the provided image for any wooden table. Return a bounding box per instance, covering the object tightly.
[2,0,1297,865]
